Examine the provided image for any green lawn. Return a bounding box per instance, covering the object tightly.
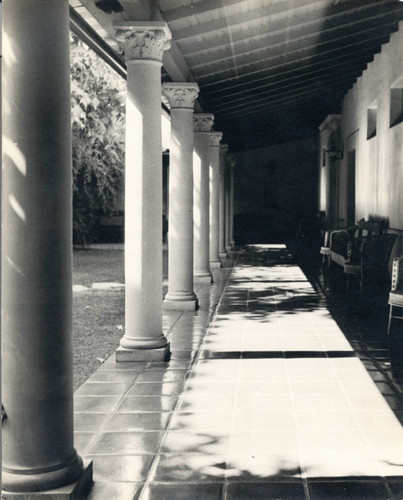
[72,249,125,390]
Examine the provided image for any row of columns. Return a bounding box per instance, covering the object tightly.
[1,8,235,495]
[115,22,235,362]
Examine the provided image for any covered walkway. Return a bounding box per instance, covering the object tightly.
[74,245,403,500]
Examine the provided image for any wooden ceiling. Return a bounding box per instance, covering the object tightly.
[70,0,403,150]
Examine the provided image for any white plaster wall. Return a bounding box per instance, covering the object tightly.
[341,22,403,234]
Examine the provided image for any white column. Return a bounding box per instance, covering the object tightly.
[1,0,91,493]
[219,144,228,259]
[225,156,232,252]
[163,83,199,310]
[209,132,223,268]
[230,161,236,247]
[193,114,214,283]
[114,22,171,361]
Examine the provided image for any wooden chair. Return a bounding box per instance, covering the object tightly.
[344,234,397,295]
[387,255,403,335]
[320,230,332,266]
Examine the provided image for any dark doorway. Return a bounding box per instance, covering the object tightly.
[347,150,356,227]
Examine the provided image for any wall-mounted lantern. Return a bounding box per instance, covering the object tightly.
[325,149,343,161]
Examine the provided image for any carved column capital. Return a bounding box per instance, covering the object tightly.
[114,21,171,63]
[194,113,214,132]
[209,131,223,148]
[227,153,236,168]
[220,143,229,157]
[162,82,199,109]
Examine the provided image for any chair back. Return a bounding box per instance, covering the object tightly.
[391,255,403,291]
[362,234,397,268]
[356,220,383,242]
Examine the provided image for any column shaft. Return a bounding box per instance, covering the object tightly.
[2,0,86,492]
[115,23,171,360]
[193,114,214,283]
[225,162,232,252]
[209,133,223,268]
[163,83,199,310]
[218,146,228,259]
[230,164,235,247]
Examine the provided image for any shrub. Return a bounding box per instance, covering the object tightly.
[70,32,125,245]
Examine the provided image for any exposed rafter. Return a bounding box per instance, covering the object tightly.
[70,0,403,150]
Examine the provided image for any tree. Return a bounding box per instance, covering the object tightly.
[70,32,126,245]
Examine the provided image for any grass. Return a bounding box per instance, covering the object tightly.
[72,249,125,390]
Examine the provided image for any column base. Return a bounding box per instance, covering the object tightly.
[225,245,232,253]
[2,461,93,499]
[163,297,199,311]
[219,251,228,258]
[194,273,213,284]
[210,260,222,268]
[116,343,170,362]
[230,240,235,247]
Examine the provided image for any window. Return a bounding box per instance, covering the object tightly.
[390,87,403,127]
[367,101,377,140]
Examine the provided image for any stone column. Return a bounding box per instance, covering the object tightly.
[209,132,223,268]
[193,114,214,283]
[163,83,199,310]
[229,160,236,248]
[1,0,91,493]
[219,144,228,259]
[114,22,171,360]
[225,157,232,253]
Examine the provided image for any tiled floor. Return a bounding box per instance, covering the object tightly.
[74,245,403,500]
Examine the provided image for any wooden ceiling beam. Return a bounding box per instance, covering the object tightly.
[219,84,350,117]
[204,56,370,100]
[169,0,395,42]
[194,26,394,79]
[163,0,324,28]
[220,88,345,121]
[200,37,385,88]
[184,9,401,67]
[210,68,366,112]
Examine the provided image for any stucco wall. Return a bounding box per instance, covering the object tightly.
[340,22,403,251]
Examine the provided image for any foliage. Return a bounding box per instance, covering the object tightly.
[70,32,126,245]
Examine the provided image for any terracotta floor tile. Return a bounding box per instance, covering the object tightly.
[73,245,403,499]
[177,394,235,413]
[74,396,121,413]
[226,453,302,480]
[115,395,178,412]
[226,481,306,499]
[301,451,383,478]
[127,381,184,396]
[88,482,144,500]
[232,411,295,431]
[307,480,390,500]
[141,483,224,500]
[151,453,226,482]
[135,370,189,383]
[75,382,130,396]
[107,412,171,431]
[74,412,110,432]
[161,430,230,454]
[87,455,154,482]
[294,411,359,430]
[169,411,233,431]
[229,430,299,454]
[88,431,164,455]
[86,370,141,384]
